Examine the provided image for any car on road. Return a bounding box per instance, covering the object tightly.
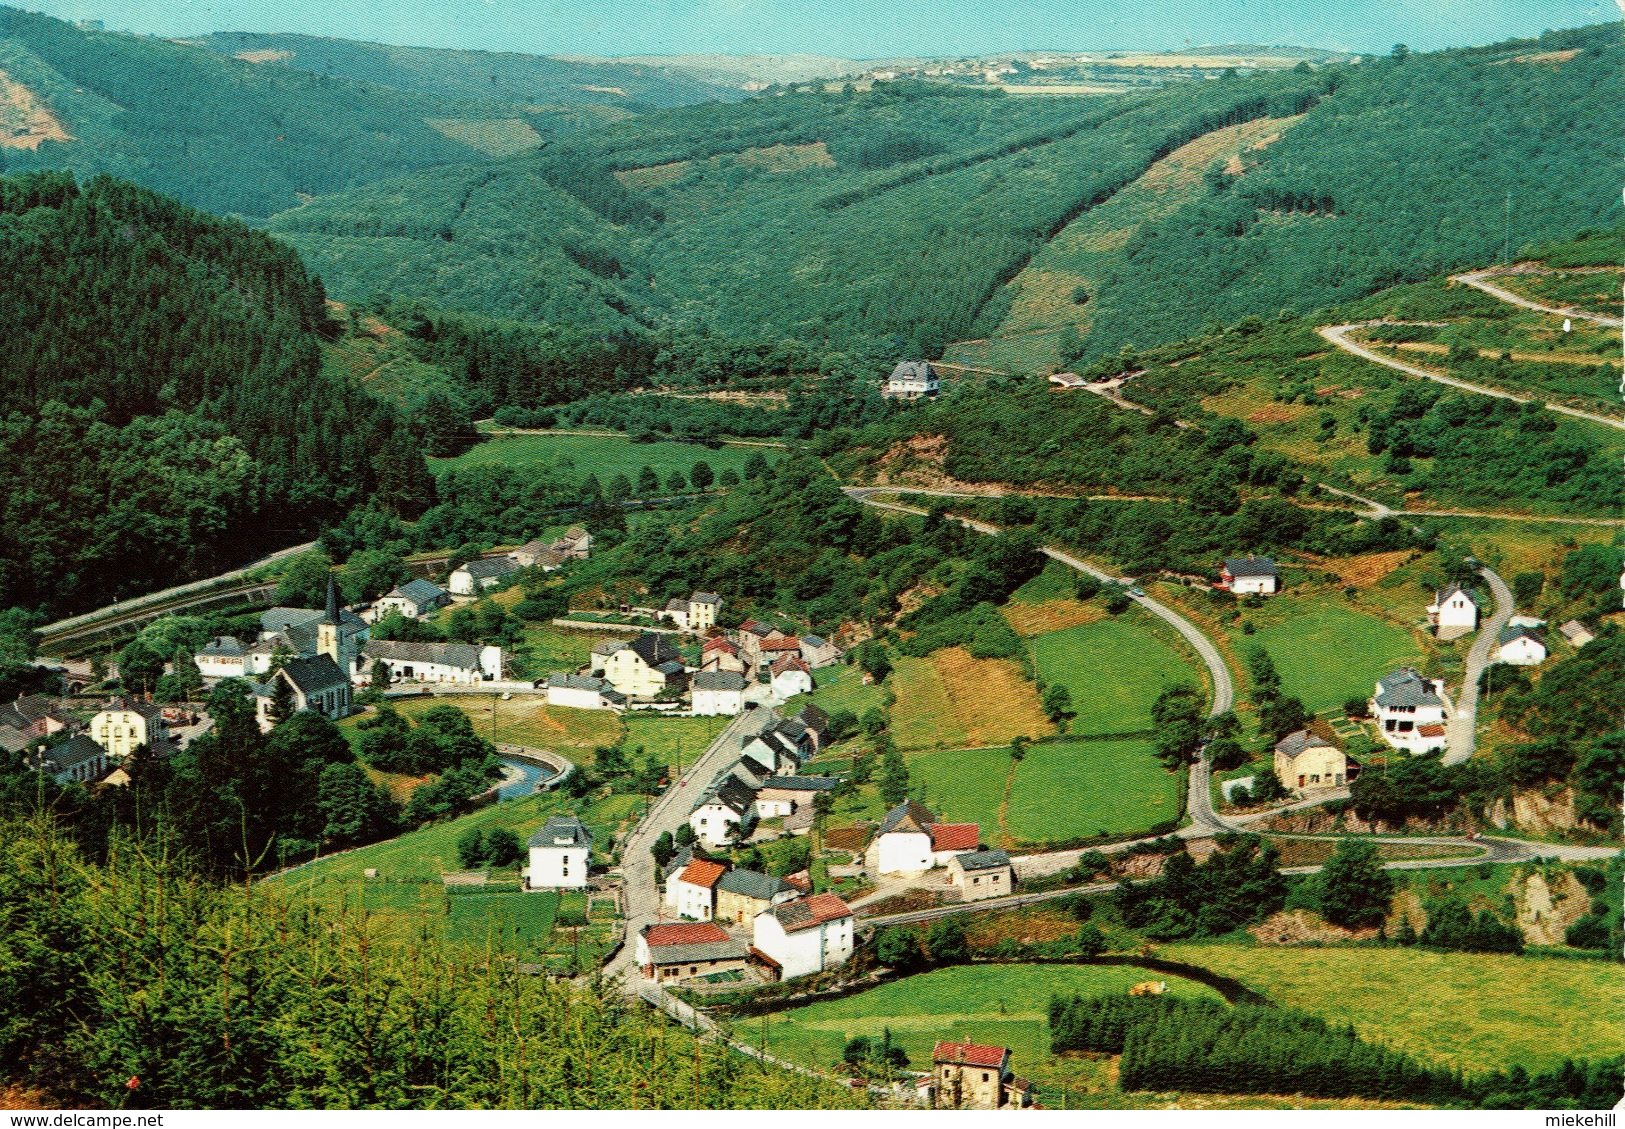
[1129,586,1146,598]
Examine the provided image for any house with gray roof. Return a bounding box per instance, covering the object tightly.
[270,655,352,722]
[448,556,520,596]
[755,775,839,820]
[362,639,501,685]
[883,360,941,400]
[1495,625,1547,666]
[636,922,748,983]
[30,734,108,785]
[715,868,796,927]
[947,848,1015,902]
[374,578,451,620]
[1370,668,1447,754]
[527,815,591,889]
[1218,556,1280,595]
[545,672,625,710]
[692,669,748,717]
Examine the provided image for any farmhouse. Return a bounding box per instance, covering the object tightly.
[793,703,831,754]
[29,734,108,785]
[635,922,747,983]
[1273,729,1349,795]
[714,868,796,927]
[700,635,750,677]
[194,635,251,679]
[691,670,748,716]
[526,815,591,890]
[508,540,567,570]
[754,775,838,820]
[883,360,941,400]
[750,893,854,980]
[361,640,502,684]
[1496,625,1547,666]
[740,715,814,775]
[665,856,728,921]
[545,673,625,711]
[685,592,723,633]
[690,773,758,848]
[595,633,687,699]
[1371,668,1448,754]
[550,525,592,560]
[1048,371,1088,389]
[89,696,167,760]
[798,635,843,669]
[448,556,519,596]
[865,800,980,877]
[947,848,1014,902]
[931,1042,1033,1110]
[1428,585,1480,639]
[373,578,451,620]
[1217,556,1280,595]
[769,655,814,698]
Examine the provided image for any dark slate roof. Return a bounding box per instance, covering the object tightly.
[1498,625,1544,646]
[692,591,723,605]
[1434,584,1477,605]
[14,695,62,724]
[1374,669,1441,709]
[1223,556,1278,577]
[888,360,936,383]
[955,848,1012,872]
[279,655,349,696]
[35,734,104,775]
[666,597,689,612]
[716,868,791,901]
[548,672,610,692]
[876,799,936,837]
[389,578,447,604]
[693,670,747,692]
[593,639,630,656]
[740,753,772,779]
[364,639,484,670]
[461,556,519,580]
[200,636,246,658]
[654,660,688,677]
[699,774,758,816]
[629,632,682,667]
[1274,729,1337,758]
[761,775,839,792]
[663,845,696,880]
[795,703,831,735]
[261,607,366,636]
[528,815,591,849]
[0,727,31,754]
[801,634,828,649]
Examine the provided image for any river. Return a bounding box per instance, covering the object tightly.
[497,755,557,800]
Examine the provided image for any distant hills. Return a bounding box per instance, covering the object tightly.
[268,24,1622,363]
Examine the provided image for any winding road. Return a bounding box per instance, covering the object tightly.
[1452,268,1623,329]
[1318,322,1625,432]
[1444,566,1515,766]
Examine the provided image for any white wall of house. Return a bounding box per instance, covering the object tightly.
[527,844,588,889]
[664,876,715,921]
[1432,592,1479,631]
[771,668,814,698]
[195,654,246,679]
[90,710,156,759]
[1497,637,1547,666]
[1230,574,1278,595]
[867,830,933,876]
[752,912,852,980]
[548,683,609,710]
[367,654,494,685]
[950,862,1013,902]
[690,803,742,849]
[602,650,667,698]
[692,686,744,716]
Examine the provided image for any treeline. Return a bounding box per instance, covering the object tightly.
[1111,833,1287,940]
[1047,994,1622,1109]
[0,818,862,1109]
[0,173,432,616]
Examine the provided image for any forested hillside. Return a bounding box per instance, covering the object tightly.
[271,25,1621,361]
[0,172,432,616]
[0,8,543,216]
[189,32,738,112]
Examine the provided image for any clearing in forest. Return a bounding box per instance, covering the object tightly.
[0,71,71,150]
[424,117,544,157]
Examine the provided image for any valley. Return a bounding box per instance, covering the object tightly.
[0,7,1619,1117]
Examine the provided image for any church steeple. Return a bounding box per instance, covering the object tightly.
[317,575,341,667]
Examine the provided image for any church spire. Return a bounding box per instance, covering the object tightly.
[325,574,340,625]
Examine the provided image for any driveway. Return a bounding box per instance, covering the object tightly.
[1444,567,1514,765]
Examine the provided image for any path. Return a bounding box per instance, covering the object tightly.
[1452,268,1623,329]
[476,424,795,449]
[1318,323,1625,432]
[843,486,1237,838]
[1444,566,1514,766]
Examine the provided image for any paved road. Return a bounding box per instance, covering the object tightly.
[844,486,1237,836]
[1445,566,1514,766]
[1319,322,1625,432]
[605,701,771,985]
[1452,268,1623,329]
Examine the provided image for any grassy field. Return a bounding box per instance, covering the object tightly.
[1029,613,1201,737]
[887,655,967,750]
[624,713,730,771]
[803,663,889,722]
[343,695,624,763]
[1160,944,1625,1073]
[909,745,1013,834]
[750,963,1223,1092]
[1006,738,1181,843]
[512,622,603,679]
[1226,593,1427,715]
[432,431,774,485]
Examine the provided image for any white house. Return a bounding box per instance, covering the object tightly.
[545,673,625,710]
[89,696,167,760]
[448,556,519,596]
[751,893,854,981]
[1371,668,1448,754]
[373,579,451,620]
[865,800,937,876]
[526,815,591,890]
[1428,585,1480,639]
[769,656,814,698]
[194,636,250,679]
[1218,557,1280,595]
[883,360,941,400]
[360,640,502,684]
[1496,625,1547,666]
[691,670,747,716]
[596,633,687,700]
[663,856,727,921]
[689,773,758,849]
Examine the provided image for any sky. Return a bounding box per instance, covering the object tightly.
[11,0,1616,58]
